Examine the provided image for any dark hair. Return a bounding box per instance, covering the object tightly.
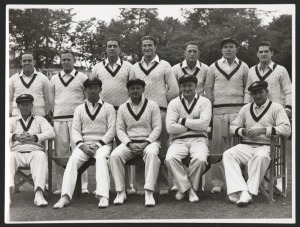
[60,49,75,59]
[141,35,157,46]
[106,37,121,48]
[185,41,200,50]
[256,41,273,52]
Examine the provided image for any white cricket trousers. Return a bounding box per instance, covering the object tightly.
[223,144,271,195]
[9,151,48,191]
[61,144,111,200]
[164,137,209,193]
[109,142,161,192]
[54,121,88,190]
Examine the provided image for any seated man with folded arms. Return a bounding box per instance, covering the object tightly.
[109,79,162,207]
[53,78,116,209]
[223,81,291,207]
[165,74,212,202]
[9,94,55,207]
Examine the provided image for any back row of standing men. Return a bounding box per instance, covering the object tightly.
[9,36,292,208]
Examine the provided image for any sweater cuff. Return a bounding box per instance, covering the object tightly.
[12,134,17,142]
[266,127,273,137]
[238,128,245,137]
[99,140,106,146]
[76,140,83,146]
[285,105,292,111]
[145,139,151,144]
[181,118,186,126]
[127,141,132,147]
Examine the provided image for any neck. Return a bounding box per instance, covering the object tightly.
[108,56,118,65]
[183,93,196,103]
[21,113,31,121]
[23,69,34,77]
[144,55,155,65]
[226,57,235,65]
[187,60,197,69]
[64,68,73,75]
[260,60,271,69]
[88,97,100,106]
[131,96,142,105]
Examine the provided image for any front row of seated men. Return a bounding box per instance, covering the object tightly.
[9,75,291,209]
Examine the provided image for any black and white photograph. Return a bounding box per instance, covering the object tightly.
[5,3,295,224]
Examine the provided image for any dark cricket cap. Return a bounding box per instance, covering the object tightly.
[83,78,102,88]
[16,94,34,103]
[178,74,198,84]
[248,81,268,92]
[220,37,239,48]
[126,79,146,89]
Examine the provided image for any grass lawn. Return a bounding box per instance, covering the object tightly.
[7,140,293,223]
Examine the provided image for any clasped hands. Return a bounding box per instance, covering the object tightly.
[242,128,266,138]
[15,132,35,142]
[80,143,100,157]
[129,142,148,155]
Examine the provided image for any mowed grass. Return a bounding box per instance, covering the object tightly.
[8,140,293,222]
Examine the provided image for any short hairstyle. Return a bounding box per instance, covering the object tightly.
[141,35,157,46]
[60,49,75,59]
[21,51,35,59]
[106,37,121,48]
[256,41,273,52]
[185,41,200,50]
[126,79,146,89]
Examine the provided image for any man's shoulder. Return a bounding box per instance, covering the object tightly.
[122,60,133,67]
[10,72,21,80]
[159,59,171,67]
[146,99,160,108]
[198,95,211,104]
[103,101,114,110]
[168,96,181,106]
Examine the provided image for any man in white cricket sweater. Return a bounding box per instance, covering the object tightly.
[223,81,291,207]
[165,75,212,202]
[9,94,55,207]
[9,52,52,193]
[9,52,51,118]
[244,41,292,119]
[50,50,89,195]
[205,38,249,194]
[109,79,162,207]
[130,35,179,196]
[53,78,116,209]
[91,37,135,194]
[173,41,209,96]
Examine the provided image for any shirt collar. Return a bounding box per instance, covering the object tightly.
[128,95,145,106]
[104,58,122,67]
[254,99,270,109]
[258,61,275,71]
[85,96,104,106]
[141,55,160,64]
[220,57,239,65]
[19,68,37,77]
[181,93,198,102]
[61,69,76,77]
[182,59,201,70]
[17,114,35,121]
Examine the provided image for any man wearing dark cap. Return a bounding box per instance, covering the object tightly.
[205,37,249,193]
[165,75,212,202]
[9,94,55,207]
[223,81,291,207]
[109,79,162,207]
[53,78,116,209]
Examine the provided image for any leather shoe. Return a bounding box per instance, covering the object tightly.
[98,197,109,208]
[53,196,70,209]
[113,191,127,205]
[237,191,253,207]
[34,190,48,207]
[145,190,155,207]
[175,191,185,201]
[188,188,199,203]
[171,185,179,192]
[211,186,222,194]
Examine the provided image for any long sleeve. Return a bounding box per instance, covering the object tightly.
[266,105,291,138]
[244,75,253,104]
[100,105,116,144]
[229,107,246,135]
[116,107,132,145]
[49,78,55,110]
[279,67,292,108]
[185,99,212,131]
[42,76,51,114]
[72,106,83,144]
[9,118,16,143]
[9,79,14,116]
[145,104,162,143]
[165,65,179,102]
[243,65,249,90]
[166,101,188,134]
[205,66,215,103]
[36,117,55,142]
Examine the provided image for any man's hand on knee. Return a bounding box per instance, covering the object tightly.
[80,144,95,157]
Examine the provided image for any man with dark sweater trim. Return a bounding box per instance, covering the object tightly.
[53,78,116,209]
[223,81,290,207]
[109,79,162,207]
[165,75,212,202]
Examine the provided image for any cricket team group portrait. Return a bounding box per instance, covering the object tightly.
[6,5,295,223]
